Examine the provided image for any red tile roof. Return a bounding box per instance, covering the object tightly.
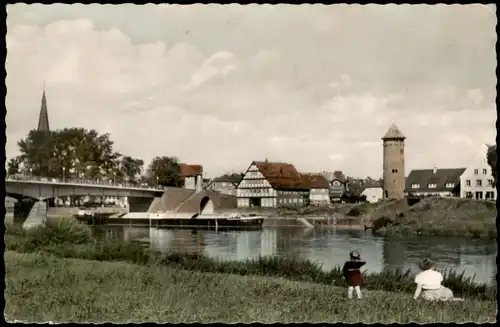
[179,164,203,177]
[302,174,330,189]
[253,161,309,190]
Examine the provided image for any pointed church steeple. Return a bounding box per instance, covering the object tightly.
[37,83,50,132]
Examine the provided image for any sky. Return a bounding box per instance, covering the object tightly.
[6,4,497,179]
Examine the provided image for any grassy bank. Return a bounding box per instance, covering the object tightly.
[370,198,497,238]
[4,219,496,302]
[5,251,496,323]
[236,198,496,238]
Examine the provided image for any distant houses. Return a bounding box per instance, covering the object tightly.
[404,145,496,201]
[360,186,383,203]
[329,171,347,202]
[404,168,465,197]
[206,173,243,196]
[459,144,497,200]
[302,174,330,206]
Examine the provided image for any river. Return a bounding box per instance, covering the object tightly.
[93,226,496,285]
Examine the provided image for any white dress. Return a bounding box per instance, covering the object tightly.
[415,269,461,301]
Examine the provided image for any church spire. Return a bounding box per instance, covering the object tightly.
[37,83,50,132]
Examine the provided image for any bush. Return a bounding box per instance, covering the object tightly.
[347,207,362,217]
[372,216,393,231]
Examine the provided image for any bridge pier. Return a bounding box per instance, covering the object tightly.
[14,199,48,229]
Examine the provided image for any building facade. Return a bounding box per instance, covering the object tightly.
[180,164,203,192]
[329,171,346,202]
[303,174,330,206]
[361,186,383,203]
[459,145,496,200]
[382,124,406,200]
[236,161,310,208]
[206,173,243,196]
[405,168,465,197]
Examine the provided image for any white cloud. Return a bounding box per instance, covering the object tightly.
[5,4,497,179]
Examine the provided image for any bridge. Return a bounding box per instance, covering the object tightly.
[5,175,237,229]
[5,175,164,200]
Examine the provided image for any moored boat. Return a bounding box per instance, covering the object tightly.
[73,208,115,225]
[103,212,265,230]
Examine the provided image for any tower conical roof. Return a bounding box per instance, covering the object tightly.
[382,123,405,140]
[37,87,50,132]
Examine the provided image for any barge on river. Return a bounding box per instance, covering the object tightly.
[73,211,264,230]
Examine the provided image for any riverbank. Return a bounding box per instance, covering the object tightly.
[5,250,496,323]
[4,219,495,302]
[370,198,496,238]
[235,198,497,238]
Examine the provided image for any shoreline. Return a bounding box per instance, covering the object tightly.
[5,219,496,300]
[5,250,496,323]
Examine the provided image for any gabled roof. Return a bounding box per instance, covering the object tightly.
[404,168,466,193]
[252,161,310,190]
[302,174,330,189]
[382,123,405,140]
[180,164,203,177]
[211,173,243,185]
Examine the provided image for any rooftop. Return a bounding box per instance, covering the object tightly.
[252,161,310,190]
[382,123,405,140]
[405,168,466,193]
[179,164,203,177]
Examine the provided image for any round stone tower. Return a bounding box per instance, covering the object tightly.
[382,124,406,200]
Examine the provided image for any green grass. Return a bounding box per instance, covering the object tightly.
[4,219,496,302]
[4,251,497,323]
[370,198,497,238]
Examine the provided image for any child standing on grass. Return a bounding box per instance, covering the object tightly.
[342,251,366,299]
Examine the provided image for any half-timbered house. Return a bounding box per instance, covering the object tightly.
[236,161,310,208]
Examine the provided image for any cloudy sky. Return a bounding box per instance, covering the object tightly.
[6,4,497,178]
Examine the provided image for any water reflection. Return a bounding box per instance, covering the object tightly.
[92,226,497,285]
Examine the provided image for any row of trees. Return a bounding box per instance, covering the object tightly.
[7,128,185,187]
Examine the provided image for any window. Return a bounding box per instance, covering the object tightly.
[488,179,493,186]
[411,184,420,189]
[474,169,478,175]
[466,180,471,187]
[483,169,487,175]
[476,180,482,187]
[392,169,398,173]
[465,192,473,198]
[445,183,455,188]
[428,184,437,188]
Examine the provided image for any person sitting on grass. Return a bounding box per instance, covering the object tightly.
[413,258,464,302]
[342,251,366,299]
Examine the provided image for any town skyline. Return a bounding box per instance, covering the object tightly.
[6,4,497,179]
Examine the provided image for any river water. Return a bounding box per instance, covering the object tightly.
[93,226,496,285]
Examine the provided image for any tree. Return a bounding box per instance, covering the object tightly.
[14,128,122,180]
[487,145,497,186]
[145,156,183,187]
[119,156,144,184]
[7,157,22,175]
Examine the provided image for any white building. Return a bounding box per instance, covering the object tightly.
[303,174,330,206]
[459,144,496,200]
[236,161,309,208]
[180,164,203,192]
[361,186,383,203]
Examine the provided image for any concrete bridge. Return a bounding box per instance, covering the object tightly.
[5,175,237,229]
[5,175,164,200]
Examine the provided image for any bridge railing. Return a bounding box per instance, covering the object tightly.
[5,174,164,191]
